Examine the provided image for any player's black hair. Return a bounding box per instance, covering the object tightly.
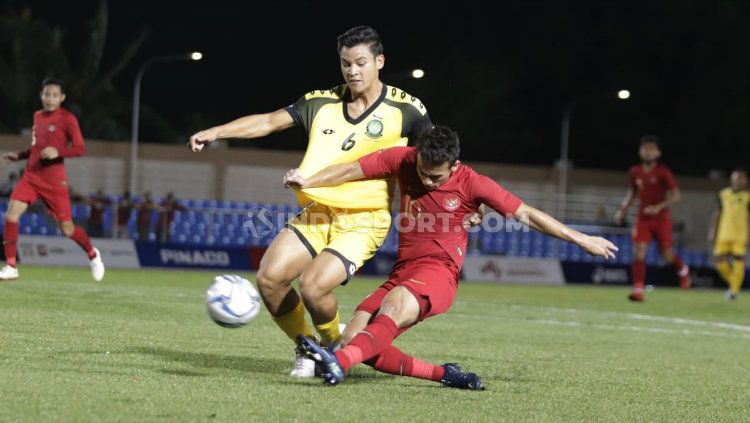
[640,134,660,147]
[416,125,461,167]
[337,26,384,56]
[41,77,66,94]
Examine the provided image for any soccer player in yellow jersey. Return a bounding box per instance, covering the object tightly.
[709,170,750,300]
[188,26,431,376]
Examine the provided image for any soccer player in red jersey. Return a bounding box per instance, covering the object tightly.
[286,126,617,387]
[0,78,105,281]
[614,135,690,302]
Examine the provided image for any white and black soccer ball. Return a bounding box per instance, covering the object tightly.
[206,275,262,328]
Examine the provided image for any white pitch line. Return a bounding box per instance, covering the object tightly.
[457,302,750,333]
[620,313,750,333]
[526,318,750,340]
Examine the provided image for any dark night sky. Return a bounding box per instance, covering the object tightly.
[4,0,749,175]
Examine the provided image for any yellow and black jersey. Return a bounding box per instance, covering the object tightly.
[716,187,750,243]
[285,83,431,209]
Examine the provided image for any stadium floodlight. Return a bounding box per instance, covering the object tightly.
[557,90,633,225]
[130,53,203,196]
[411,69,425,79]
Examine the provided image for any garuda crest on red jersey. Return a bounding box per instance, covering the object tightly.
[443,196,460,211]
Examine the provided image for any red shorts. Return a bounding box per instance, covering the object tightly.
[632,217,672,250]
[10,176,71,222]
[356,257,460,327]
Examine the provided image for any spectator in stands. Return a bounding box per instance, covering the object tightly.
[0,172,19,198]
[155,192,187,243]
[116,190,134,239]
[136,192,155,241]
[594,205,610,225]
[88,189,112,238]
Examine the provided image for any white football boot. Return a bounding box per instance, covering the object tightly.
[90,248,105,282]
[0,265,19,281]
[289,351,316,378]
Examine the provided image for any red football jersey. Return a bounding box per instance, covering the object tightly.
[359,147,522,270]
[17,108,85,184]
[628,162,678,219]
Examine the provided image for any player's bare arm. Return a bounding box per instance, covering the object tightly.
[514,203,618,259]
[189,108,295,152]
[643,188,681,216]
[1,152,19,164]
[283,161,366,189]
[614,188,635,224]
[707,207,720,243]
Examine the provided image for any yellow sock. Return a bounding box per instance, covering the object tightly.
[716,260,732,285]
[314,311,342,347]
[272,299,314,341]
[729,260,745,294]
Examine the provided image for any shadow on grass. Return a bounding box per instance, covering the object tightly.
[157,368,209,377]
[131,346,289,375]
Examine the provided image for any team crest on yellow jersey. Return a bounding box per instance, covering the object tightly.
[365,119,384,139]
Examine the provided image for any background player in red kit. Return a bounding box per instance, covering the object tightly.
[614,135,689,302]
[286,126,618,387]
[0,78,105,281]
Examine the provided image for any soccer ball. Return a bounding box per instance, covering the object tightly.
[206,275,262,328]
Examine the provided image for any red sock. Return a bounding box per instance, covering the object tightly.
[632,260,645,290]
[671,255,687,275]
[70,226,96,259]
[365,345,445,382]
[335,314,398,372]
[3,221,18,267]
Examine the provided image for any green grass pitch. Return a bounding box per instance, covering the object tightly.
[0,266,748,422]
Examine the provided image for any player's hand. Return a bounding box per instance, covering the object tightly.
[283,168,306,189]
[188,128,220,152]
[463,212,482,229]
[40,146,59,160]
[1,152,19,164]
[643,205,662,216]
[613,209,624,225]
[580,235,618,259]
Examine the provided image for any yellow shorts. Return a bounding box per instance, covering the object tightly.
[714,240,747,257]
[286,202,391,281]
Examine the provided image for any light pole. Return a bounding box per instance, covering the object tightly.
[557,90,630,222]
[130,52,203,196]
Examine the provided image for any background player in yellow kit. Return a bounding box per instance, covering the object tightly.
[709,170,750,300]
[188,26,431,376]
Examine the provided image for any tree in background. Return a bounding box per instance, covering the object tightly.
[0,2,178,141]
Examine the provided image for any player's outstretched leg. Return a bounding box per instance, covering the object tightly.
[364,345,485,390]
[60,220,104,281]
[296,335,344,385]
[440,363,485,390]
